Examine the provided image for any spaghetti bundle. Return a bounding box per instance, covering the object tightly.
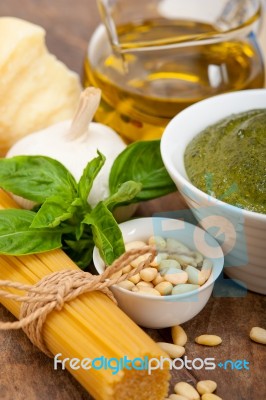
[0,190,170,400]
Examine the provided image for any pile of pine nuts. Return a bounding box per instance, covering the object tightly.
[115,236,213,296]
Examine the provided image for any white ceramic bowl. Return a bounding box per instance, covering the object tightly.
[161,89,266,295]
[93,217,224,328]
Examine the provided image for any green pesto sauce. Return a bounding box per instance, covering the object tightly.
[184,109,266,214]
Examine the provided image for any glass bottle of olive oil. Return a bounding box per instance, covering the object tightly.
[84,18,265,142]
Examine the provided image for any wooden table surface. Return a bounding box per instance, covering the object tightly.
[0,1,265,399]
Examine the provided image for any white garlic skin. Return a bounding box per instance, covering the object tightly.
[7,119,126,208]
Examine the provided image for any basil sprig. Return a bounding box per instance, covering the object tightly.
[0,141,176,269]
[0,153,140,267]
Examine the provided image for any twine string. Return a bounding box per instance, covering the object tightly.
[0,246,156,357]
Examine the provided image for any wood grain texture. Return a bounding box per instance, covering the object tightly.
[0,1,266,400]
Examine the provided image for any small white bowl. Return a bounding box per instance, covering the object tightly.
[93,217,224,329]
[161,89,266,294]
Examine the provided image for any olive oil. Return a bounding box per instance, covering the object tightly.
[84,18,265,141]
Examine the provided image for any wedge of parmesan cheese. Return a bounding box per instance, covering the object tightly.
[0,17,81,155]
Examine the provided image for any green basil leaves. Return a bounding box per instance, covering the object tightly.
[0,209,62,254]
[0,141,175,269]
[109,140,176,201]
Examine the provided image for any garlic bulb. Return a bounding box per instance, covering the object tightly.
[7,87,126,208]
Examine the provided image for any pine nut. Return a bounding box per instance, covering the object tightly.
[166,238,191,255]
[169,395,190,400]
[136,287,161,296]
[150,252,168,267]
[148,235,167,251]
[155,281,173,295]
[201,259,213,281]
[200,268,212,283]
[172,284,199,295]
[130,253,152,268]
[111,270,122,280]
[125,240,146,251]
[171,254,197,267]
[117,280,135,291]
[128,273,141,284]
[136,281,154,289]
[194,251,204,266]
[140,267,158,282]
[152,273,165,286]
[202,259,213,269]
[118,237,214,299]
[249,327,266,344]
[186,266,206,285]
[159,259,181,271]
[157,343,185,358]
[122,265,132,274]
[201,394,222,400]
[196,380,217,395]
[163,269,188,285]
[171,325,188,346]
[174,382,200,400]
[195,335,222,346]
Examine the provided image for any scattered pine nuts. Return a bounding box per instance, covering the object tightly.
[171,325,188,347]
[169,395,190,400]
[201,394,222,400]
[195,335,222,346]
[196,380,217,395]
[113,236,213,297]
[174,382,200,400]
[249,327,266,344]
[157,342,185,358]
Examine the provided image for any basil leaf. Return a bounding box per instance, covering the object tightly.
[30,195,75,229]
[78,151,106,204]
[83,202,125,265]
[0,209,62,255]
[104,181,142,211]
[0,156,77,203]
[109,140,176,201]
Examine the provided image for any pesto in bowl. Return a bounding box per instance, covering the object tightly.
[184,109,266,214]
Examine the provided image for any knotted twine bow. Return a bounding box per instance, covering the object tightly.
[0,245,156,357]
